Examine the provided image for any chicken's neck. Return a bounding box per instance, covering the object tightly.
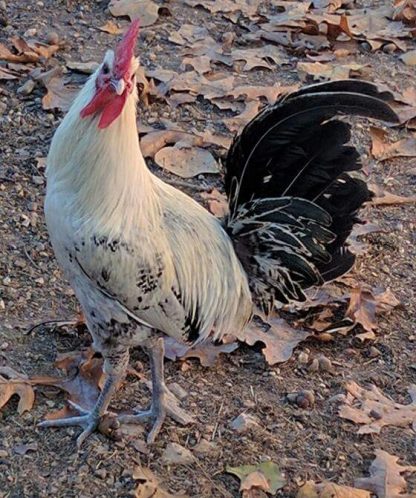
[46,77,160,236]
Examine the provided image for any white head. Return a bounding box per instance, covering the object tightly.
[80,20,140,129]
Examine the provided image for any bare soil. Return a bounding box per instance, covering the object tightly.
[0,1,415,497]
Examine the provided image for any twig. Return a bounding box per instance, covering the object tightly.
[211,400,224,441]
[163,178,210,191]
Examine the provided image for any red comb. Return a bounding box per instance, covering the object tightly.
[114,19,140,79]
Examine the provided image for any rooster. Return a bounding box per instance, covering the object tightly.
[41,20,398,446]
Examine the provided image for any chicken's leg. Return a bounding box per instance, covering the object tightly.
[119,337,192,443]
[39,349,129,447]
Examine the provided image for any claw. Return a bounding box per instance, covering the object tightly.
[38,410,101,448]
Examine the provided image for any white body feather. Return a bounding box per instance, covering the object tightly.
[45,67,252,349]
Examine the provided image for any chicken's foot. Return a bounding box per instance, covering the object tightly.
[39,350,129,447]
[119,337,193,443]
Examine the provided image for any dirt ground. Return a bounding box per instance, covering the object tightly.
[1,0,415,497]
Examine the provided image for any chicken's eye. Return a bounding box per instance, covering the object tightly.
[102,63,110,75]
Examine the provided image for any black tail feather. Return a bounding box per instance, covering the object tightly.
[224,80,398,312]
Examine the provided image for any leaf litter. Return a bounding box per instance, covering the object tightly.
[339,381,416,434]
[226,461,286,496]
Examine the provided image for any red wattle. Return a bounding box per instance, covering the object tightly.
[98,91,128,129]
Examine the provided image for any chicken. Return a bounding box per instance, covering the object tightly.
[41,20,398,446]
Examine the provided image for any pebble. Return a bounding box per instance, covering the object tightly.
[94,468,107,479]
[192,438,217,456]
[46,31,59,45]
[287,390,315,409]
[17,80,36,96]
[162,443,194,465]
[230,413,259,432]
[0,450,8,459]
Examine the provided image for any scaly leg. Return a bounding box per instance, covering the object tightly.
[119,337,192,443]
[39,348,129,447]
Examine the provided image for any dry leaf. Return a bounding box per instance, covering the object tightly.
[226,461,285,495]
[32,348,104,419]
[109,0,160,27]
[66,60,99,74]
[230,83,298,105]
[98,20,124,35]
[0,366,35,414]
[369,183,416,206]
[34,67,79,111]
[297,480,371,498]
[163,337,238,366]
[224,101,261,133]
[240,316,311,365]
[370,127,416,160]
[339,381,416,434]
[0,42,39,63]
[0,66,18,80]
[348,222,383,255]
[132,466,189,498]
[231,45,285,71]
[154,146,219,178]
[393,0,416,25]
[140,130,203,159]
[345,287,377,333]
[355,450,416,498]
[182,55,211,75]
[297,61,365,81]
[200,188,229,217]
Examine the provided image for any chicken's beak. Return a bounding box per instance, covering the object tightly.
[110,78,126,96]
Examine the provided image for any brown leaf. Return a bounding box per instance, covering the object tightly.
[345,287,377,333]
[297,480,371,498]
[109,0,160,27]
[154,146,219,178]
[393,0,416,25]
[34,67,79,111]
[66,60,99,74]
[369,183,416,206]
[140,130,203,159]
[98,20,124,35]
[240,316,311,365]
[0,366,35,414]
[132,466,189,498]
[33,349,105,417]
[355,450,416,498]
[231,45,285,71]
[230,83,298,105]
[200,188,229,217]
[370,127,416,160]
[297,61,365,81]
[339,381,416,434]
[0,66,18,80]
[224,101,261,133]
[0,42,39,63]
[182,55,211,75]
[348,222,383,255]
[163,337,238,366]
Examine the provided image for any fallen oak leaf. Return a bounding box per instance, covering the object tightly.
[297,480,371,497]
[0,42,39,63]
[339,381,416,434]
[369,183,416,206]
[109,0,160,27]
[240,316,311,365]
[13,442,38,456]
[297,61,365,81]
[345,287,377,333]
[98,20,124,35]
[0,66,18,80]
[132,465,189,498]
[33,66,79,111]
[140,130,203,159]
[66,60,99,74]
[154,146,219,178]
[355,449,416,498]
[393,0,416,25]
[224,101,261,133]
[370,127,416,160]
[200,188,229,217]
[163,337,238,366]
[0,366,35,414]
[226,461,286,495]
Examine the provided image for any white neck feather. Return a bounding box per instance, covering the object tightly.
[46,75,159,237]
